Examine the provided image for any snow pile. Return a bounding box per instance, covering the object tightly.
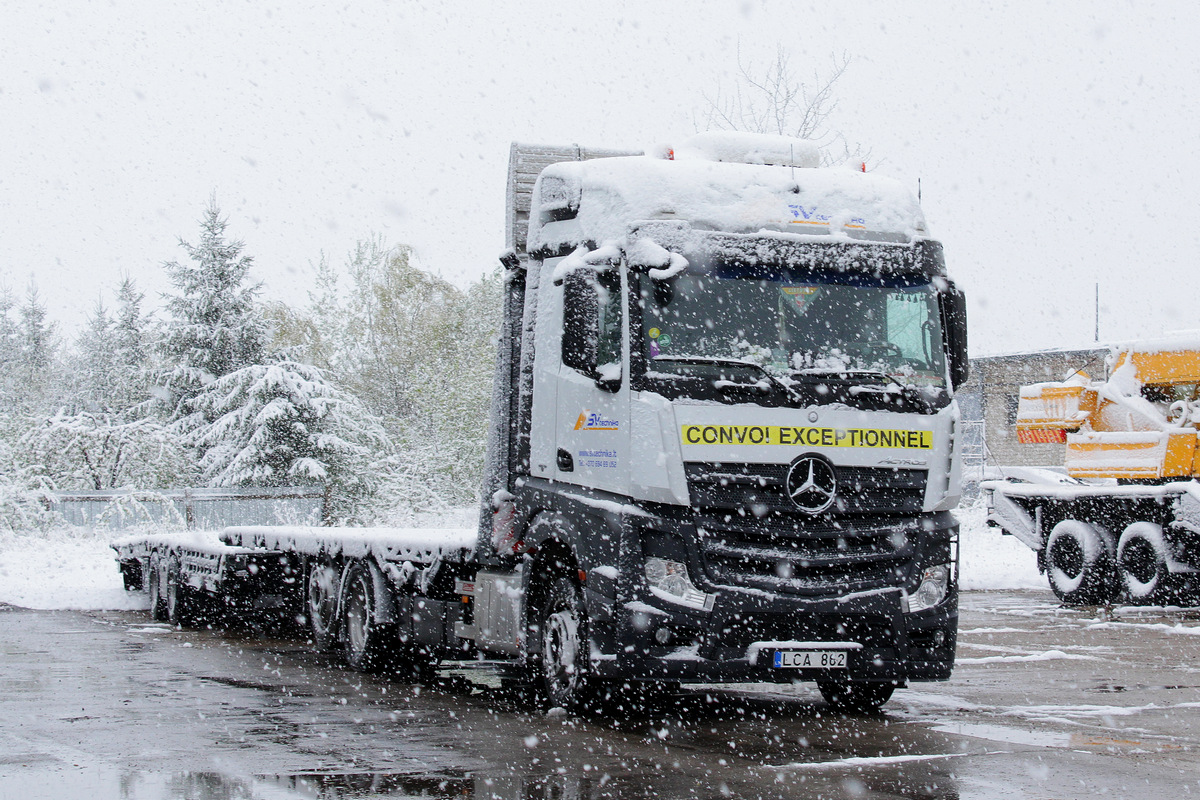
[0,528,149,611]
[0,499,1046,612]
[956,496,1046,591]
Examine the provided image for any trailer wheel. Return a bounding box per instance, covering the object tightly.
[1045,519,1116,605]
[817,679,895,712]
[341,562,395,672]
[166,558,198,627]
[538,576,591,710]
[307,561,341,652]
[1118,522,1171,603]
[148,556,168,622]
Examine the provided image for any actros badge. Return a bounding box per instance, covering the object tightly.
[786,454,837,514]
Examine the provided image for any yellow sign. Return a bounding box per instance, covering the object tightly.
[680,425,932,449]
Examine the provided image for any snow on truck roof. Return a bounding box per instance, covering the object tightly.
[526,132,928,254]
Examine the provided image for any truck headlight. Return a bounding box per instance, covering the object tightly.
[907,564,951,613]
[644,558,715,611]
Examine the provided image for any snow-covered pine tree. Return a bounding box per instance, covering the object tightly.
[159,197,267,420]
[0,287,20,409]
[185,360,387,521]
[13,282,58,414]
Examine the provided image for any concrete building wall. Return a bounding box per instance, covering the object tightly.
[966,347,1108,468]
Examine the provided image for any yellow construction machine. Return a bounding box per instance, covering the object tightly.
[986,338,1200,604]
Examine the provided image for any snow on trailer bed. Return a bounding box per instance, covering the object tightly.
[982,478,1199,502]
[221,526,477,566]
[110,530,260,560]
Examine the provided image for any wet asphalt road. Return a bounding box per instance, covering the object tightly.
[3,591,1200,799]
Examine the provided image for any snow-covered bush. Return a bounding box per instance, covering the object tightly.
[23,412,194,491]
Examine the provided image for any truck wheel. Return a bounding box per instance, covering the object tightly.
[1045,520,1116,605]
[817,679,895,712]
[166,559,195,627]
[148,557,168,622]
[307,561,340,652]
[539,576,591,710]
[1118,522,1171,604]
[341,562,395,672]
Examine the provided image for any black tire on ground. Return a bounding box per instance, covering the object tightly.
[148,556,168,622]
[166,559,196,627]
[307,560,341,653]
[1045,519,1117,605]
[817,679,896,712]
[341,561,396,672]
[1118,522,1172,604]
[538,576,592,710]
[121,562,142,591]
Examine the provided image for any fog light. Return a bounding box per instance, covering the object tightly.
[644,558,715,611]
[907,564,950,613]
[654,627,673,645]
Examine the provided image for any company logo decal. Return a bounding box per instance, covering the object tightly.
[786,455,838,514]
[575,410,620,431]
[680,425,932,449]
[786,204,866,229]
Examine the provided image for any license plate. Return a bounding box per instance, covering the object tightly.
[772,649,849,669]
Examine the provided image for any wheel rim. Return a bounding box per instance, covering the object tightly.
[1122,538,1159,585]
[543,608,580,701]
[1051,536,1084,580]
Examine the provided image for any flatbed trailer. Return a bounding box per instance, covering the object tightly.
[112,526,479,672]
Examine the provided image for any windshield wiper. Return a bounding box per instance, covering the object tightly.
[652,356,804,403]
[790,367,896,386]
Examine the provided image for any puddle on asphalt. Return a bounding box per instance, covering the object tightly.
[0,768,636,800]
[0,763,964,800]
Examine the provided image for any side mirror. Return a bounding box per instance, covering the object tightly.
[938,280,969,390]
[562,270,600,376]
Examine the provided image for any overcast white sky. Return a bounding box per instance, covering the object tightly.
[2,1,1197,355]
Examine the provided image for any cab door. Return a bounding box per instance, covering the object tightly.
[554,262,630,495]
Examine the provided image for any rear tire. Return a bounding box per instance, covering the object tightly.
[1045,519,1116,605]
[307,561,341,652]
[817,679,895,712]
[341,562,396,672]
[148,557,168,622]
[166,559,199,627]
[1118,522,1171,604]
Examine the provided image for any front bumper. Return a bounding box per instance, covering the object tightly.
[587,581,957,685]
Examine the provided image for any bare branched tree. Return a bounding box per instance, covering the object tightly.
[699,45,872,167]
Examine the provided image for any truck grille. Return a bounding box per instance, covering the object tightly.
[696,515,912,595]
[684,462,926,517]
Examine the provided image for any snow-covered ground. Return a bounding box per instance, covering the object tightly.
[0,498,1045,612]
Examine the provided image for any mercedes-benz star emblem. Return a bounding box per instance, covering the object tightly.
[785,455,837,514]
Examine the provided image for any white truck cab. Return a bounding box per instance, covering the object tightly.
[475,132,968,710]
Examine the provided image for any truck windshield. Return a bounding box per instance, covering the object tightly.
[639,267,948,391]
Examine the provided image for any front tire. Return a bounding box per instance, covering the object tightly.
[341,562,395,672]
[1045,519,1116,605]
[539,576,591,710]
